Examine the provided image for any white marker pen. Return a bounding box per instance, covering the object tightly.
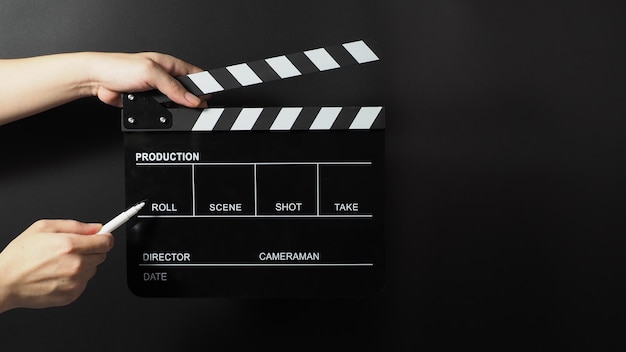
[97,200,146,234]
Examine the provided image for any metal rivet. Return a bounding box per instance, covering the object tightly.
[159,116,167,123]
[128,94,135,101]
[127,117,136,124]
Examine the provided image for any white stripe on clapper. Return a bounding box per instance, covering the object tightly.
[231,108,263,130]
[192,108,224,131]
[188,71,224,94]
[349,106,382,129]
[310,107,342,130]
[270,107,303,130]
[265,55,302,79]
[342,40,380,64]
[226,63,263,86]
[304,48,340,71]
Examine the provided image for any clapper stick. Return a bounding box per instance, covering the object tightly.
[151,39,380,103]
[122,39,383,131]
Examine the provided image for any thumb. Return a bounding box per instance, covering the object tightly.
[155,74,202,107]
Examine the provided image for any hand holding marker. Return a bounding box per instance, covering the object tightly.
[97,200,146,234]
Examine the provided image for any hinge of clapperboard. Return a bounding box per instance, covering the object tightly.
[121,39,384,131]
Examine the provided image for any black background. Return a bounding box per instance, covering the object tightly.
[1,1,625,351]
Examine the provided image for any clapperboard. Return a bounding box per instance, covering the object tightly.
[122,39,385,297]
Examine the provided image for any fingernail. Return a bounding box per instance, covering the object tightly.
[185,92,201,106]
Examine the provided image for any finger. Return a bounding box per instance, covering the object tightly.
[98,89,123,108]
[151,70,202,108]
[31,219,101,235]
[70,233,114,255]
[143,52,204,76]
[141,53,205,107]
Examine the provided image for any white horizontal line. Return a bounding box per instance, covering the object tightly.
[137,214,373,219]
[139,263,374,267]
[136,161,372,166]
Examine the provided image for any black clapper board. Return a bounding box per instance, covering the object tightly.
[122,39,385,297]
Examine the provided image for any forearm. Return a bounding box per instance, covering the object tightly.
[0,52,95,125]
[0,260,16,313]
[0,51,205,126]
